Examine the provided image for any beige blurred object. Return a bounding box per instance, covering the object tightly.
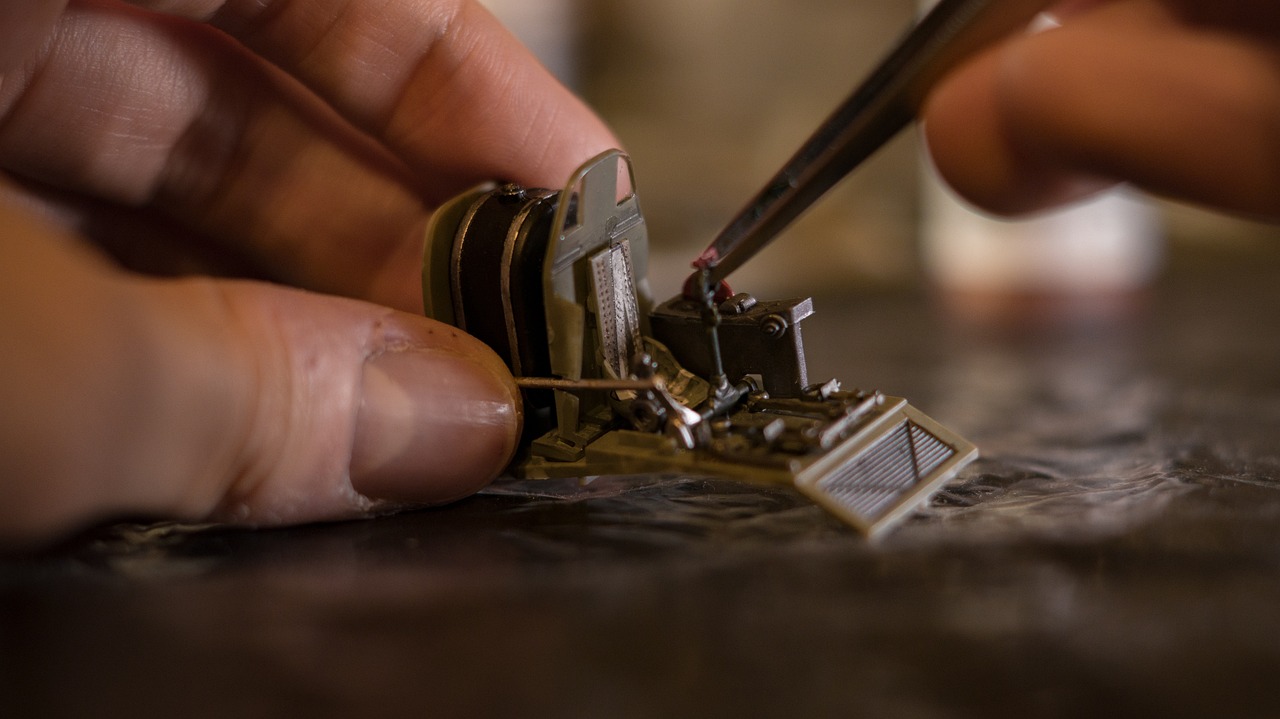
[917,5,1164,324]
[920,162,1164,313]
[477,0,580,86]
[582,0,920,298]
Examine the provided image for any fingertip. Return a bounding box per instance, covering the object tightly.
[349,321,522,505]
[383,0,620,196]
[922,42,1112,216]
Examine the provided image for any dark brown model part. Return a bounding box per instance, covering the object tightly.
[422,151,976,537]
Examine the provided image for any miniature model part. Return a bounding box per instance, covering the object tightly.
[651,294,812,399]
[422,150,978,536]
[515,377,664,392]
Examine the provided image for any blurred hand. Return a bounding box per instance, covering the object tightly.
[924,0,1280,218]
[0,0,616,544]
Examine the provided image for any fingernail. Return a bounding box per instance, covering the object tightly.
[350,348,520,503]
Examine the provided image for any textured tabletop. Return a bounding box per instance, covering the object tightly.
[5,244,1280,718]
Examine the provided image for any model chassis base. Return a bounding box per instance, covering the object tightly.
[423,150,977,537]
[511,395,974,538]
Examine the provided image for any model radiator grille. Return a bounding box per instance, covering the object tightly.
[816,420,955,519]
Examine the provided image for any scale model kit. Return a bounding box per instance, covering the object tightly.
[422,150,976,536]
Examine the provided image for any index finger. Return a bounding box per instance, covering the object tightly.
[127,0,616,201]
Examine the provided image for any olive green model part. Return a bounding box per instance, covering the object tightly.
[423,150,976,537]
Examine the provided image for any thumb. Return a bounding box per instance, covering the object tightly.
[0,201,520,543]
[156,280,523,522]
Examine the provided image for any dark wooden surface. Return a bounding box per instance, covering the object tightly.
[4,243,1280,718]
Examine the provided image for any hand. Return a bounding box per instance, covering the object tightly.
[0,0,617,544]
[923,0,1280,219]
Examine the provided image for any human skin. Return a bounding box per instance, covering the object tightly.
[0,0,616,544]
[5,0,1277,546]
[924,0,1280,219]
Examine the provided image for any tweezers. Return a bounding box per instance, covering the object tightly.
[692,0,1057,287]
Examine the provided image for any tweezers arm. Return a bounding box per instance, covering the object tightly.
[696,0,1056,287]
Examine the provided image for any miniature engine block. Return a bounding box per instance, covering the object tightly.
[422,150,976,536]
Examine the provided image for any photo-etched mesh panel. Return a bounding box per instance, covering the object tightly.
[589,240,642,378]
[815,420,956,521]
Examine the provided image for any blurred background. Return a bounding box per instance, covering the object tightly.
[481,0,1280,305]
